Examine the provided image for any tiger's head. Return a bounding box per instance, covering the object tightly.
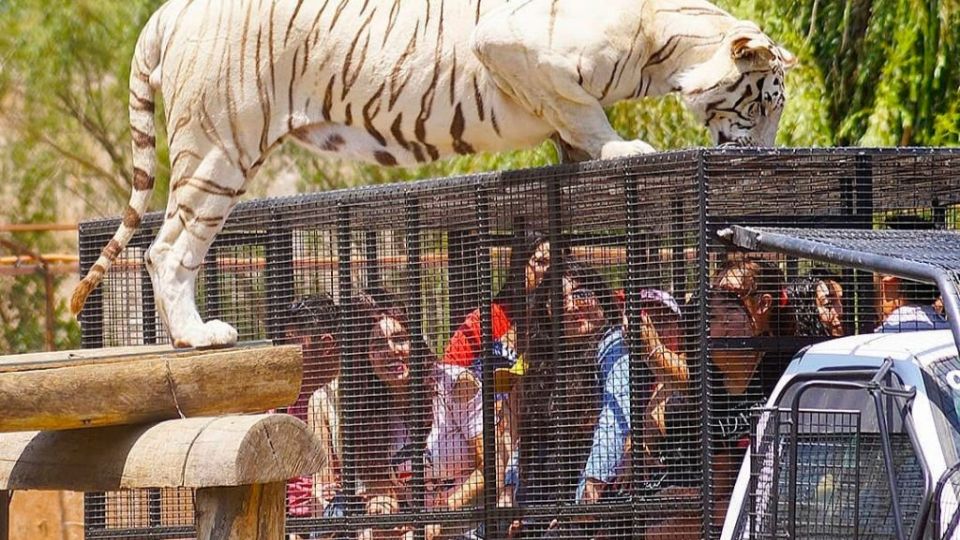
[677,26,797,148]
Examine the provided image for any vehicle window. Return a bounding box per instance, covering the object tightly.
[924,356,960,464]
[738,376,924,539]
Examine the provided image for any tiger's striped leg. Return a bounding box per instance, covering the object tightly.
[146,150,244,348]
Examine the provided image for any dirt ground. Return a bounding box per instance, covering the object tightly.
[9,491,83,540]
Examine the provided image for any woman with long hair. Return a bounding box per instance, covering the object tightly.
[351,288,484,539]
[516,260,620,535]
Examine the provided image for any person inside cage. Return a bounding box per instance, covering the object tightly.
[441,231,550,515]
[785,269,845,338]
[281,293,342,522]
[443,231,550,371]
[873,214,949,333]
[510,260,621,537]
[707,256,793,523]
[352,288,485,540]
[874,274,948,332]
[578,289,690,503]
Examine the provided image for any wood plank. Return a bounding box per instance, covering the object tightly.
[195,483,284,540]
[0,415,325,492]
[0,341,273,373]
[0,345,301,432]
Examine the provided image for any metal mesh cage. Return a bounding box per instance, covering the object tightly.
[742,408,925,540]
[75,148,960,539]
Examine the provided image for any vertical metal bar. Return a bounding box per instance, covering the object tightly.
[546,172,566,511]
[365,230,381,289]
[202,245,221,323]
[872,382,907,540]
[78,223,105,349]
[404,192,427,540]
[265,208,295,342]
[625,173,644,539]
[476,184,498,539]
[697,151,715,538]
[788,394,802,539]
[854,155,875,334]
[769,412,782,536]
[336,204,359,508]
[671,196,686,300]
[854,413,861,540]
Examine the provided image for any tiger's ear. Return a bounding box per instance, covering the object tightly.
[730,35,775,65]
[731,35,798,71]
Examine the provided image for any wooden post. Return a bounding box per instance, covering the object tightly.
[195,482,284,540]
[0,490,8,540]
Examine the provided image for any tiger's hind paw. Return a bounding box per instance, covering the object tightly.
[173,319,239,349]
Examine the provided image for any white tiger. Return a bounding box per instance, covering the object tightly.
[71,0,795,348]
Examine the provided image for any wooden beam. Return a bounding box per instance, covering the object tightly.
[0,414,324,492]
[0,344,302,432]
[195,482,284,540]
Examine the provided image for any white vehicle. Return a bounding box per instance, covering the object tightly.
[719,226,960,540]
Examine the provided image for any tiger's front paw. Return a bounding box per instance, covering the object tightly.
[174,319,239,349]
[599,139,657,159]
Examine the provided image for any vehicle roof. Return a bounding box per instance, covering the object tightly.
[800,329,958,368]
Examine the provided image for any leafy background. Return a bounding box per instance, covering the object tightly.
[0,0,957,352]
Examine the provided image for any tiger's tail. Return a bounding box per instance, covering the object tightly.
[70,11,164,316]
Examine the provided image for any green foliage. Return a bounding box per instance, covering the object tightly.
[724,0,960,146]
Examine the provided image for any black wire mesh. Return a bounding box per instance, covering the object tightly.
[742,407,925,540]
[75,148,960,539]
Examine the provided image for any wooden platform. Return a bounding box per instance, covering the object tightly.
[0,342,303,432]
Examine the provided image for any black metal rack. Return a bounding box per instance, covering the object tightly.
[75,148,960,539]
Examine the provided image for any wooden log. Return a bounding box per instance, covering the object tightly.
[0,415,325,492]
[0,343,302,432]
[195,482,285,540]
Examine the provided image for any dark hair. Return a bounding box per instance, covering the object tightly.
[518,259,611,503]
[786,273,839,337]
[285,293,339,337]
[351,287,429,486]
[493,231,550,346]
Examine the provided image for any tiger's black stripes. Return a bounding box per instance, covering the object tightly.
[341,7,377,100]
[450,103,475,155]
[284,0,305,47]
[388,25,420,110]
[363,83,388,146]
